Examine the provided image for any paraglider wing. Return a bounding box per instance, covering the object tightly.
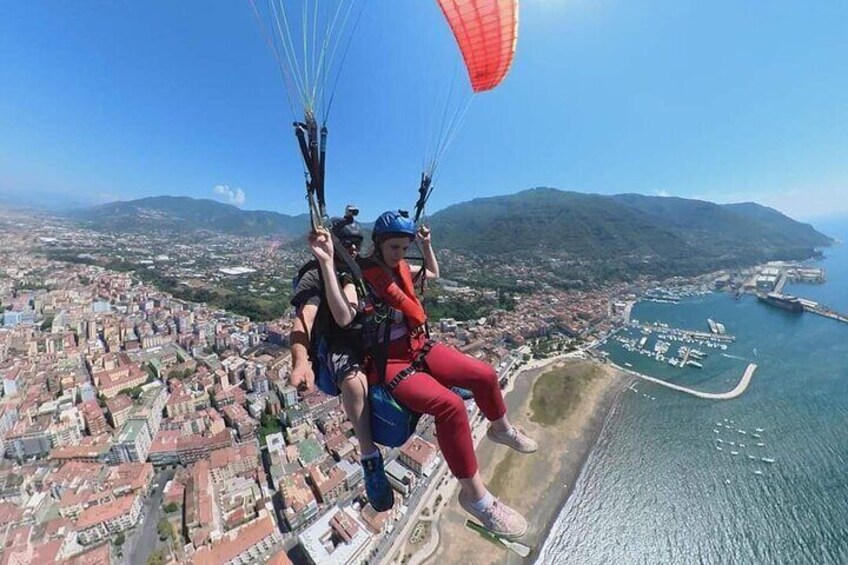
[436,0,519,93]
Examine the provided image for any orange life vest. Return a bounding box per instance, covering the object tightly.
[360,258,427,330]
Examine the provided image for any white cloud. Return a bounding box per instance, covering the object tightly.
[213,184,246,207]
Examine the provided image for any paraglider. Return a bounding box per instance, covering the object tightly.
[249,0,530,541]
[414,0,520,223]
[248,0,519,223]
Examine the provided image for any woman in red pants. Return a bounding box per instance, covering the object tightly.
[359,210,537,539]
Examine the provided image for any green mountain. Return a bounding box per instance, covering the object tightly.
[427,188,832,279]
[68,196,311,238]
[69,191,832,281]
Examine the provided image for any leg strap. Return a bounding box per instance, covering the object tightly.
[385,339,437,393]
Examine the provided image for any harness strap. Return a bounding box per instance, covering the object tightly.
[385,339,436,393]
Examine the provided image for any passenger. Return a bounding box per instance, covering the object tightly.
[348,210,537,538]
[291,215,393,512]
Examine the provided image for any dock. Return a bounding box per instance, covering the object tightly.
[804,303,848,324]
[619,363,757,400]
[757,291,848,324]
[666,327,735,343]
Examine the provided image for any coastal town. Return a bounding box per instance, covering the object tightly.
[0,208,833,565]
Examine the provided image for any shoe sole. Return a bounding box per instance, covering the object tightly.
[458,498,528,539]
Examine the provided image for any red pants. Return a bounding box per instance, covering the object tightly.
[378,334,506,479]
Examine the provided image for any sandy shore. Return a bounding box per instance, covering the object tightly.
[422,355,628,565]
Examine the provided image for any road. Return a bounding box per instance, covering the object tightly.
[124,467,175,565]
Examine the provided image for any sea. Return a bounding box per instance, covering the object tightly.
[538,219,848,565]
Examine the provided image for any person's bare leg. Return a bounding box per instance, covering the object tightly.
[339,370,377,455]
[490,414,512,433]
[458,471,488,501]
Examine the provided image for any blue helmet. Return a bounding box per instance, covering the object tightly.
[372,210,416,240]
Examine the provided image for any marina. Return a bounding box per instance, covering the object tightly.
[545,233,848,564]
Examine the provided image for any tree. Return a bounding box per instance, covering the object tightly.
[163,502,180,514]
[113,532,125,546]
[157,518,174,541]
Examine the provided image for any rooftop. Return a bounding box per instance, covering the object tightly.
[191,513,277,565]
[76,493,138,530]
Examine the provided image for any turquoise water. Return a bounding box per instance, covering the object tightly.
[539,222,848,564]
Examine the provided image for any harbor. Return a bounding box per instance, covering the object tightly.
[721,262,848,324]
[755,291,848,324]
[606,316,736,375]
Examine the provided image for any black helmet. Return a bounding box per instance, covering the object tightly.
[330,216,363,245]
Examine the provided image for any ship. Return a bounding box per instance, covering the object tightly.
[707,318,727,334]
[757,292,804,313]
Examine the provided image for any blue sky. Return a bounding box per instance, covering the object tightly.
[1,1,846,221]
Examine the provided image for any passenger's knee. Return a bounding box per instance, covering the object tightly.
[339,371,367,398]
[439,393,467,421]
[468,365,498,388]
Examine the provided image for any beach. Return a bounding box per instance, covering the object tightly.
[420,355,628,565]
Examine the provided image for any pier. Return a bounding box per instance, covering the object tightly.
[666,327,735,343]
[803,303,848,324]
[620,363,757,400]
[756,291,848,324]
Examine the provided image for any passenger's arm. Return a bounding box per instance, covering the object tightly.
[412,225,440,280]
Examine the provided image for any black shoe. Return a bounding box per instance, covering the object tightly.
[362,451,394,512]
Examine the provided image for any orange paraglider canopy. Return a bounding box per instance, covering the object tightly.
[436,0,519,93]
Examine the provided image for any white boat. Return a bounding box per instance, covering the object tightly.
[729,441,735,446]
[737,429,746,435]
[717,446,723,451]
[755,428,764,432]
[625,362,633,368]
[753,470,764,476]
[752,433,762,438]
[739,443,746,448]
[748,455,756,460]
[756,443,765,447]
[731,451,739,456]
[761,458,775,464]
[714,429,720,434]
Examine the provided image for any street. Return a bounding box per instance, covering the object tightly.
[123,467,175,565]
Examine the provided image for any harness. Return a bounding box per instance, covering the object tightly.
[385,338,436,393]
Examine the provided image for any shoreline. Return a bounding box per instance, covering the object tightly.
[422,354,630,565]
[529,371,631,563]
